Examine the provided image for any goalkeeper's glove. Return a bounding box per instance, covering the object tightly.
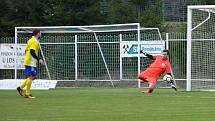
[171,82,177,91]
[169,78,177,91]
[140,50,144,54]
[140,50,147,55]
[140,50,154,60]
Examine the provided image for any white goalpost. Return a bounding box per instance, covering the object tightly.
[12,23,164,88]
[15,23,142,88]
[187,5,215,91]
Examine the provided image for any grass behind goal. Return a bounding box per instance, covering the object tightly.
[1,88,215,121]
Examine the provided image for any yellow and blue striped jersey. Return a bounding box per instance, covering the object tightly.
[24,36,40,67]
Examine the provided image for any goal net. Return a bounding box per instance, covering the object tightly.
[14,23,164,88]
[187,5,215,91]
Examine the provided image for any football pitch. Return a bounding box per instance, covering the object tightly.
[1,88,215,121]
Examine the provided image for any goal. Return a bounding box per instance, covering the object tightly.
[14,23,163,88]
[187,5,215,91]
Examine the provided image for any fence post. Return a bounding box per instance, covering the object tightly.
[165,33,169,50]
[75,35,78,81]
[119,34,122,81]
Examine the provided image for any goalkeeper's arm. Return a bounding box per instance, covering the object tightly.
[140,50,154,60]
[166,72,177,90]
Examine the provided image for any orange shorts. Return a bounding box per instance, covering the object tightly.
[139,71,159,85]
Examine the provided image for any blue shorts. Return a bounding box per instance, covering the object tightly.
[25,66,37,77]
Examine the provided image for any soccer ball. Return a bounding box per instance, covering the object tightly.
[163,75,172,82]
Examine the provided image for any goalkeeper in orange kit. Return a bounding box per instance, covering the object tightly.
[139,49,177,94]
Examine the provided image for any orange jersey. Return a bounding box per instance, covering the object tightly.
[144,56,171,78]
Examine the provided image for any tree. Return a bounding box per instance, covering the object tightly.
[199,0,215,4]
[130,0,149,18]
[137,1,164,29]
[106,0,137,24]
[0,0,47,36]
[42,0,105,26]
[0,0,105,36]
[0,0,12,36]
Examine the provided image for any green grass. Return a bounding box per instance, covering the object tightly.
[1,88,215,121]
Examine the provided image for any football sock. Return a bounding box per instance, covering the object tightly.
[26,78,33,96]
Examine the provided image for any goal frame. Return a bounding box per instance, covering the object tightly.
[187,5,215,91]
[14,23,141,87]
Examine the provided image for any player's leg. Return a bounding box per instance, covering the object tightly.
[17,86,24,96]
[139,71,148,83]
[25,76,36,98]
[143,83,155,94]
[24,66,37,99]
[20,79,27,89]
[139,71,152,93]
[17,80,27,96]
[142,77,157,94]
[17,66,30,96]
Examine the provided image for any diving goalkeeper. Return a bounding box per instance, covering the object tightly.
[139,49,177,94]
